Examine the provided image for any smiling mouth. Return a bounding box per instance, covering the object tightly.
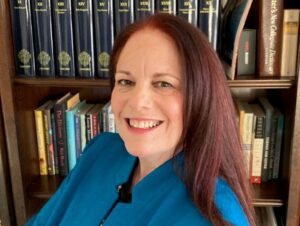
[126,119,163,129]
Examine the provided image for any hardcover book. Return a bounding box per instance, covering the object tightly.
[114,0,134,35]
[177,0,197,26]
[280,9,300,77]
[257,0,283,77]
[31,0,55,77]
[93,0,114,78]
[237,29,256,76]
[198,0,220,49]
[9,0,36,76]
[73,0,95,77]
[52,0,76,77]
[155,0,176,15]
[258,97,274,182]
[134,0,155,21]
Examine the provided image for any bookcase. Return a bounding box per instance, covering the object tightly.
[0,0,299,225]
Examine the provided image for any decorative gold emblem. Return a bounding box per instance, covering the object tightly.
[58,51,71,66]
[38,51,51,66]
[99,52,110,68]
[17,49,31,65]
[78,51,91,67]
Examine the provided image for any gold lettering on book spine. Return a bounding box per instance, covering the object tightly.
[99,52,110,69]
[79,51,91,70]
[58,51,71,70]
[38,51,51,70]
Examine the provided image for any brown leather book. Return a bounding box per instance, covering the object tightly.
[257,0,283,77]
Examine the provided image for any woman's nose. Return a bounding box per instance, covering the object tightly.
[128,84,153,110]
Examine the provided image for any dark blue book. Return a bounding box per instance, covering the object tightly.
[198,0,220,50]
[114,0,134,35]
[72,0,95,77]
[134,0,154,21]
[9,0,35,76]
[52,0,76,77]
[177,0,198,26]
[155,0,176,15]
[31,0,55,76]
[93,0,114,78]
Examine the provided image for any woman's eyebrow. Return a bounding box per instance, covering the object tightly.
[115,70,131,75]
[153,73,181,82]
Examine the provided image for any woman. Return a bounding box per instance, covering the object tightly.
[27,14,255,225]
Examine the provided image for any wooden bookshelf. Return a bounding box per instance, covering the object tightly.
[0,0,300,225]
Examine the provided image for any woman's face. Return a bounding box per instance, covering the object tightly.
[111,28,183,164]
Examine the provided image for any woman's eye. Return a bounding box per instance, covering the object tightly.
[116,79,134,86]
[154,81,173,88]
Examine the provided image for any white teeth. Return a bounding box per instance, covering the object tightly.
[129,119,161,129]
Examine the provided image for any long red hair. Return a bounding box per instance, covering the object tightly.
[109,14,255,226]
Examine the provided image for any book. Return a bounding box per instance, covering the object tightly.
[134,0,155,21]
[220,0,253,80]
[34,101,52,175]
[155,0,176,15]
[31,0,55,77]
[93,0,114,78]
[272,108,284,179]
[237,29,256,76]
[177,0,197,26]
[257,0,283,77]
[249,104,265,184]
[198,0,220,50]
[258,97,274,182]
[75,103,94,156]
[66,101,85,171]
[42,100,56,175]
[280,9,300,77]
[73,0,95,77]
[9,0,36,76]
[52,0,76,77]
[235,100,254,177]
[54,93,80,176]
[87,104,103,138]
[114,0,134,35]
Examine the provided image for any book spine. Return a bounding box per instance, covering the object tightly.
[280,9,300,77]
[31,0,55,77]
[74,114,82,160]
[80,114,87,150]
[273,111,284,179]
[93,0,114,78]
[66,110,78,171]
[114,0,134,35]
[86,114,92,142]
[54,103,69,176]
[198,0,220,50]
[34,110,48,175]
[91,114,99,137]
[52,0,76,77]
[237,29,256,76]
[134,0,155,21]
[43,109,56,175]
[177,0,198,26]
[251,115,265,184]
[257,0,283,76]
[9,0,36,76]
[73,0,95,77]
[51,111,59,174]
[155,0,176,15]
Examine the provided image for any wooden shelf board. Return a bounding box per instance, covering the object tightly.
[228,76,296,89]
[252,181,284,207]
[27,176,284,207]
[14,77,111,88]
[14,76,295,89]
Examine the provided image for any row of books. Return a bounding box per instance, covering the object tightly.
[235,97,284,184]
[10,0,220,78]
[34,93,116,176]
[221,0,300,80]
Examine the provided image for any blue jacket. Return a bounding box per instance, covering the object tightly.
[27,132,249,226]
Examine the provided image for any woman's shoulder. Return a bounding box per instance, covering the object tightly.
[214,178,249,226]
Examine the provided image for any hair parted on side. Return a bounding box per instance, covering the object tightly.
[109,13,255,226]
